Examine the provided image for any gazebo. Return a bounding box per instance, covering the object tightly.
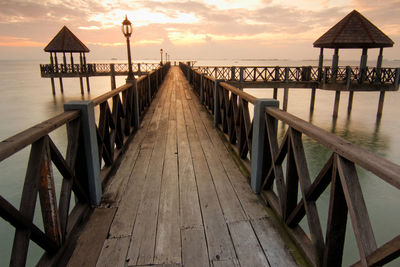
[44,26,90,95]
[313,10,395,116]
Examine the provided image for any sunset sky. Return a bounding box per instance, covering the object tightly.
[0,0,399,61]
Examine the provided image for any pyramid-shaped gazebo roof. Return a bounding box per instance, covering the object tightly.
[314,10,394,49]
[44,26,89,53]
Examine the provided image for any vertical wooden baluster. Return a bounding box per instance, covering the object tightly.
[38,136,61,247]
[336,156,377,266]
[265,113,286,216]
[285,128,299,220]
[59,118,81,240]
[10,138,47,267]
[291,129,324,264]
[323,155,348,267]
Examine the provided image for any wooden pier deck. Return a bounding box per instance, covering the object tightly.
[66,67,299,267]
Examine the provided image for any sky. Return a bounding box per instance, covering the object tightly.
[0,0,399,61]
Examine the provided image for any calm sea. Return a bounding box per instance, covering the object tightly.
[0,59,399,266]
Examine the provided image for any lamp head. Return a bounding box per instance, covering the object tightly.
[122,15,132,38]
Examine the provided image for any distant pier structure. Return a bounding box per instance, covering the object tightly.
[314,10,395,117]
[41,26,159,95]
[43,26,91,95]
[193,10,399,117]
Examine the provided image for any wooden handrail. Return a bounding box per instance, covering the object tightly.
[220,82,256,104]
[0,111,79,162]
[0,62,171,266]
[266,107,400,189]
[182,61,400,266]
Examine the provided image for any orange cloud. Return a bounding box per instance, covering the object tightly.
[0,36,44,47]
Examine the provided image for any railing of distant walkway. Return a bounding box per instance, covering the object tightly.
[180,62,400,267]
[40,63,160,76]
[0,62,170,267]
[193,65,400,86]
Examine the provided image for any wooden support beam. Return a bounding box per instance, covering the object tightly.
[377,90,385,117]
[283,88,289,111]
[333,90,341,118]
[273,88,278,99]
[79,77,84,95]
[347,91,354,115]
[86,77,90,93]
[310,88,316,113]
[59,77,64,94]
[51,78,56,95]
[110,64,116,90]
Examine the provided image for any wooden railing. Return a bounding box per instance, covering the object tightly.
[40,63,160,77]
[0,62,170,267]
[193,65,400,87]
[181,62,400,267]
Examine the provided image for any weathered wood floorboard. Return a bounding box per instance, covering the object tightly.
[67,67,300,267]
[155,74,181,264]
[127,76,171,266]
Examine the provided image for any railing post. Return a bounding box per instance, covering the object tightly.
[110,64,116,90]
[394,68,400,89]
[187,64,190,82]
[240,67,244,82]
[148,74,152,101]
[131,80,140,129]
[231,66,235,81]
[64,101,102,205]
[200,73,205,104]
[213,79,223,127]
[251,99,279,193]
[346,66,352,90]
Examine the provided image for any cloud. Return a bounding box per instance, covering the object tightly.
[0,0,399,60]
[0,35,44,47]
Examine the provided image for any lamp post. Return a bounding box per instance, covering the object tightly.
[160,48,163,66]
[122,15,134,82]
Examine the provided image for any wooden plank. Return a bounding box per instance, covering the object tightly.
[155,80,181,264]
[182,228,209,267]
[251,218,297,267]
[67,207,117,267]
[108,86,167,238]
[127,69,171,266]
[228,220,270,266]
[175,75,203,228]
[188,88,267,220]
[184,98,236,261]
[108,148,152,238]
[212,259,239,267]
[176,95,203,228]
[101,80,164,205]
[187,86,247,223]
[95,237,130,267]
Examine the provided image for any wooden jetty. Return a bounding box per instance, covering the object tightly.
[192,10,400,117]
[40,62,160,94]
[0,63,399,266]
[41,25,160,95]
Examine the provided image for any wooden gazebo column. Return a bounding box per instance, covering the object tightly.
[360,48,368,82]
[377,48,385,117]
[49,52,56,95]
[332,48,341,118]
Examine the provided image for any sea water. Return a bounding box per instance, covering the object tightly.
[0,59,399,266]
